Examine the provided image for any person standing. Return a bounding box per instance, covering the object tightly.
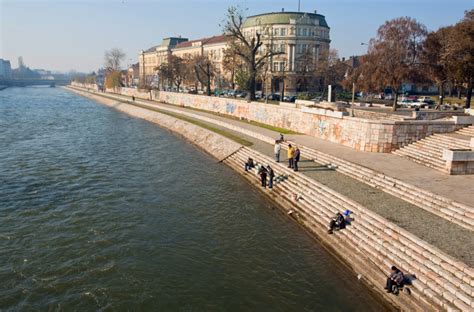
[287,144,295,168]
[274,141,281,162]
[258,166,268,188]
[293,147,300,172]
[267,165,275,189]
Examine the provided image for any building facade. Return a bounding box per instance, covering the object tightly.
[171,35,228,90]
[139,37,188,86]
[137,10,330,95]
[241,11,330,96]
[0,59,12,79]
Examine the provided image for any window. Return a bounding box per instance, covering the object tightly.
[279,44,285,53]
[280,28,286,36]
[274,28,279,36]
[273,62,279,72]
[296,27,301,36]
[302,44,307,53]
[302,28,307,36]
[279,62,285,72]
[296,44,302,54]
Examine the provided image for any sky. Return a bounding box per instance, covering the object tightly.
[1,0,472,72]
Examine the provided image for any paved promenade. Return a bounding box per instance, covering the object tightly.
[70,88,474,265]
[137,94,474,207]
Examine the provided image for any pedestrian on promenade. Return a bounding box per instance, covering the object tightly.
[244,158,255,171]
[267,165,275,189]
[274,141,281,162]
[279,133,284,142]
[287,144,295,168]
[258,165,268,188]
[132,95,135,101]
[293,146,300,171]
[385,266,405,294]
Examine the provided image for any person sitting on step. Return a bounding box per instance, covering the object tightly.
[327,211,348,234]
[385,266,405,295]
[244,158,255,171]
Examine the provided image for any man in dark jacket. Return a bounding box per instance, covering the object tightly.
[267,165,275,189]
[258,166,268,188]
[385,266,405,294]
[328,212,346,234]
[293,147,301,171]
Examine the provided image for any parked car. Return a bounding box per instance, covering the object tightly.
[265,93,280,101]
[397,99,417,108]
[311,96,323,102]
[283,95,296,102]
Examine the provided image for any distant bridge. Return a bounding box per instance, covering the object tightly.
[0,78,71,87]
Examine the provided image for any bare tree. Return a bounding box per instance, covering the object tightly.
[358,17,427,111]
[222,6,284,100]
[446,10,473,108]
[191,55,215,96]
[421,26,452,108]
[104,48,126,71]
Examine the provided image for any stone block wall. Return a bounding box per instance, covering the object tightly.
[71,84,463,153]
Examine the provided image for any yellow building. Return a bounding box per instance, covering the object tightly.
[138,37,188,85]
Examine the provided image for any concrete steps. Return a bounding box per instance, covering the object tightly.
[392,133,471,174]
[456,126,474,137]
[279,142,474,232]
[224,147,474,311]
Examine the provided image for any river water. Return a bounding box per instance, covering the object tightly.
[0,87,387,311]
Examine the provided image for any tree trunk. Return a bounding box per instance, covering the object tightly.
[436,82,444,110]
[248,67,256,101]
[392,89,398,112]
[466,79,472,109]
[281,78,285,102]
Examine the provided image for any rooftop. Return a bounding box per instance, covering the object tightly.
[173,35,228,49]
[243,11,329,28]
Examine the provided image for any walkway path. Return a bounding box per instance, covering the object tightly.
[69,88,474,265]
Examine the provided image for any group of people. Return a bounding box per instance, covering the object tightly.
[273,136,300,172]
[244,158,275,188]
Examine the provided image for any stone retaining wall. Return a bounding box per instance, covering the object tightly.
[70,83,464,153]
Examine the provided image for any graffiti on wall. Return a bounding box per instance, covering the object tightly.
[317,120,327,135]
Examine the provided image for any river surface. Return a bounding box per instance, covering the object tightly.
[0,87,387,311]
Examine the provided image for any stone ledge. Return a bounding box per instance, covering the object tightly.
[452,115,474,125]
[301,106,348,118]
[442,149,474,162]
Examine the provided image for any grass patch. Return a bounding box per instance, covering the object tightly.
[130,102,253,147]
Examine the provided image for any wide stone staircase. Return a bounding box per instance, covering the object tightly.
[278,142,474,232]
[223,147,473,311]
[392,133,472,173]
[457,125,474,137]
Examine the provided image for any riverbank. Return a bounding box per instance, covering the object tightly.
[66,86,474,311]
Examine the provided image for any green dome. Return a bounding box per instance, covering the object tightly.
[243,12,329,29]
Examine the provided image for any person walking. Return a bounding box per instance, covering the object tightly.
[293,147,300,172]
[274,141,281,162]
[287,144,295,168]
[267,165,275,189]
[258,165,268,188]
[132,95,135,101]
